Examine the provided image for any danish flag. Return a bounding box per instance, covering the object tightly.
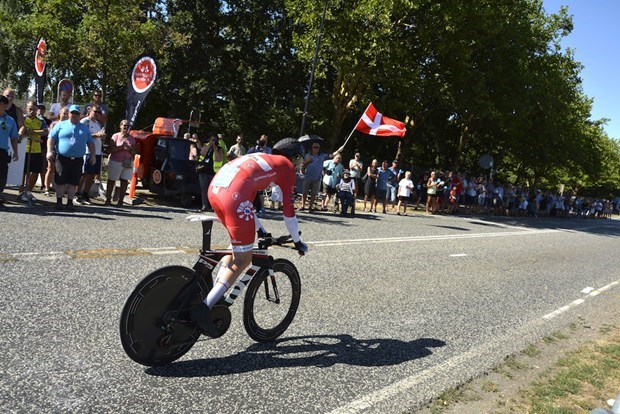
[354,103,407,138]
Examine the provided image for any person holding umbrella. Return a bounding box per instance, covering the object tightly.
[299,135,343,213]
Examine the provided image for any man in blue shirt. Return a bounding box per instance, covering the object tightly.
[47,105,95,211]
[387,160,402,212]
[0,95,19,205]
[376,160,394,214]
[300,140,344,212]
[246,134,272,154]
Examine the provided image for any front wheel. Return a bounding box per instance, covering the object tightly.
[119,266,208,366]
[243,259,301,342]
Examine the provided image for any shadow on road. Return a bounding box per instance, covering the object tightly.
[0,198,173,220]
[464,215,620,238]
[431,225,471,231]
[145,334,446,378]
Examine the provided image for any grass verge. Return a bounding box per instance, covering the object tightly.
[418,320,619,414]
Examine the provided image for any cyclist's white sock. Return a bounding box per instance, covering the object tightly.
[283,215,301,242]
[205,280,230,309]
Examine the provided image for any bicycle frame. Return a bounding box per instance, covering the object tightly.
[190,218,276,308]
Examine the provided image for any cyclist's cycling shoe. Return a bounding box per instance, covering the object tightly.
[190,303,220,337]
[256,228,272,239]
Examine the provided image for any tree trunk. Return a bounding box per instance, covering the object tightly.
[328,65,367,148]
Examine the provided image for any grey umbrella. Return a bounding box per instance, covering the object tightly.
[298,134,324,150]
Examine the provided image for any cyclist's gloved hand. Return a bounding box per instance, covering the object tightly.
[294,240,308,256]
[257,228,272,239]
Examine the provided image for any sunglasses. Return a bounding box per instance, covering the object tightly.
[94,94,102,97]
[94,110,102,114]
[121,124,129,128]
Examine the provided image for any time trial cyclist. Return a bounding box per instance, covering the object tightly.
[190,138,308,336]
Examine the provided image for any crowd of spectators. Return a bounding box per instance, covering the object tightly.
[0,87,139,210]
[295,150,619,220]
[2,86,618,218]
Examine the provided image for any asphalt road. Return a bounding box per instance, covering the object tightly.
[1,199,619,413]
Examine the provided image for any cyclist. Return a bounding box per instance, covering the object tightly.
[191,138,309,335]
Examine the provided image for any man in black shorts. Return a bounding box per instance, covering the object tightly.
[46,105,95,211]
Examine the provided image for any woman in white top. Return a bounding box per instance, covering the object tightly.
[396,171,414,215]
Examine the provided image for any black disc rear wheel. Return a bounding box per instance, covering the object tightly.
[243,259,301,342]
[119,266,208,366]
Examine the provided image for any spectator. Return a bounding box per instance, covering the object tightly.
[362,158,378,212]
[18,101,48,202]
[447,172,462,215]
[75,104,106,205]
[413,173,428,210]
[189,133,201,161]
[37,104,51,127]
[82,90,108,127]
[183,133,191,140]
[49,89,72,121]
[396,171,414,215]
[375,160,393,214]
[518,196,528,216]
[321,153,344,211]
[46,105,95,211]
[348,152,363,199]
[105,120,138,206]
[464,173,477,213]
[336,169,355,217]
[387,160,402,212]
[0,95,19,205]
[437,171,449,213]
[36,104,51,192]
[44,108,69,196]
[2,88,24,128]
[493,179,504,216]
[426,171,442,213]
[215,133,228,172]
[196,134,223,212]
[227,134,246,160]
[300,140,343,212]
[247,134,272,154]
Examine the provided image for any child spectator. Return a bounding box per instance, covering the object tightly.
[396,171,414,215]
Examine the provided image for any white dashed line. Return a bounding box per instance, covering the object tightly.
[330,278,620,414]
[311,229,560,247]
[450,254,468,257]
[542,279,620,320]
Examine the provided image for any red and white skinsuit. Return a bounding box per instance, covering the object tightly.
[208,153,300,251]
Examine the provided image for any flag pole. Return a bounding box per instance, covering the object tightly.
[341,102,372,150]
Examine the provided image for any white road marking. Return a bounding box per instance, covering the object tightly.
[543,279,620,320]
[330,278,620,414]
[311,229,559,247]
[0,227,568,262]
[450,254,468,257]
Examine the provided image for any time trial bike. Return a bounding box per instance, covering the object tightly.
[119,215,303,366]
